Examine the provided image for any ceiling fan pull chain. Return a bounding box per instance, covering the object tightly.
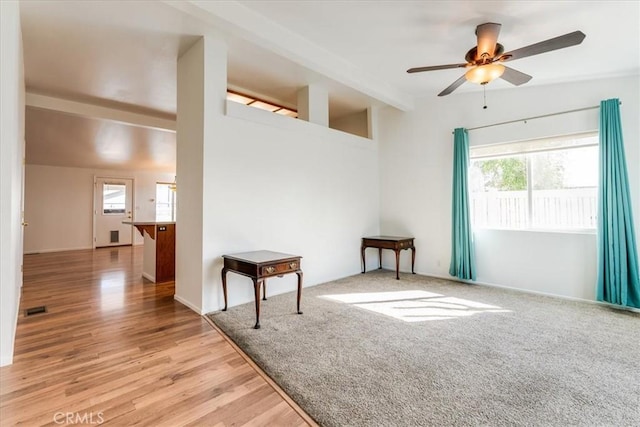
[483,84,488,109]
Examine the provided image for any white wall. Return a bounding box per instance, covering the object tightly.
[0,0,25,367]
[379,75,639,301]
[330,110,369,138]
[175,37,208,313]
[202,102,380,313]
[23,165,174,253]
[175,38,380,315]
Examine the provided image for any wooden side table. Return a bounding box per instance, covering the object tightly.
[221,250,303,329]
[361,236,415,280]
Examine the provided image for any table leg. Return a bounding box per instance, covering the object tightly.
[296,271,303,315]
[378,248,382,269]
[361,245,366,274]
[262,280,267,301]
[221,268,228,311]
[395,250,400,280]
[253,279,261,329]
[411,247,416,274]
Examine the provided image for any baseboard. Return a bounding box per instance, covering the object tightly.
[0,282,21,368]
[0,356,13,367]
[141,272,155,283]
[24,246,93,255]
[594,300,640,313]
[174,294,203,315]
[421,271,640,314]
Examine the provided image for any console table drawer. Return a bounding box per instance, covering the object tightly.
[261,260,299,276]
[362,238,414,250]
[397,240,414,249]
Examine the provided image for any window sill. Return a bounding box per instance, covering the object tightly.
[474,227,596,235]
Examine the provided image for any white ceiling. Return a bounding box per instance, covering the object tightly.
[238,0,640,96]
[20,1,640,171]
[26,107,176,171]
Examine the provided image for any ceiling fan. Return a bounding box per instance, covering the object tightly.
[407,23,586,96]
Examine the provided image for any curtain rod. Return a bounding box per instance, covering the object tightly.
[461,101,622,133]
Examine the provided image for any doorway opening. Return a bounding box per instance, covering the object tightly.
[93,177,134,248]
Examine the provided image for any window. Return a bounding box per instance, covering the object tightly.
[470,132,598,231]
[156,183,176,221]
[102,184,126,214]
[226,90,297,118]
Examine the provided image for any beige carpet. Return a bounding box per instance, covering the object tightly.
[207,270,640,427]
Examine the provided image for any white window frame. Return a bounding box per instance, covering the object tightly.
[155,182,176,222]
[469,132,598,234]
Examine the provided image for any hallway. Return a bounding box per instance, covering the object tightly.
[0,246,311,426]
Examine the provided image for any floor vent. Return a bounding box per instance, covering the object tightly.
[25,306,47,316]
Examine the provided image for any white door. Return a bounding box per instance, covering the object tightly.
[94,177,133,247]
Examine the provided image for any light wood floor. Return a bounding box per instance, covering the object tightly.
[0,246,314,426]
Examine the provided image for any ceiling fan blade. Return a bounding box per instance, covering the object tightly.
[407,63,468,73]
[438,75,467,96]
[500,66,533,86]
[476,22,502,59]
[501,31,586,61]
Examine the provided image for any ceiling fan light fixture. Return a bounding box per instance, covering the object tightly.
[465,63,505,84]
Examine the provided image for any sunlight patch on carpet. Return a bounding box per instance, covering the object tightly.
[319,290,511,321]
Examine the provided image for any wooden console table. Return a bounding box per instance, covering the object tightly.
[221,250,303,329]
[361,236,415,280]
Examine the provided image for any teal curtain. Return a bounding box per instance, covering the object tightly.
[597,98,640,308]
[450,128,477,281]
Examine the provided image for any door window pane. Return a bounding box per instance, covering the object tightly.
[103,184,126,214]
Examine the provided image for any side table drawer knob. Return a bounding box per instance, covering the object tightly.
[289,262,298,269]
[264,266,276,274]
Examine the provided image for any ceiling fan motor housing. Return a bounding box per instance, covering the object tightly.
[465,43,505,64]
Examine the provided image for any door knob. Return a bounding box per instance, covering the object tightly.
[22,221,29,227]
